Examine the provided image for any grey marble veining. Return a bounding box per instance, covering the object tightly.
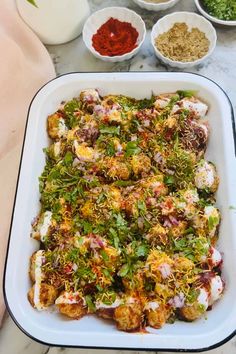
[1,0,236,353]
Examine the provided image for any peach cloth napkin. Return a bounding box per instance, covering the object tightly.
[0,0,56,326]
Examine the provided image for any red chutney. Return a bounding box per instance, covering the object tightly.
[92,17,139,57]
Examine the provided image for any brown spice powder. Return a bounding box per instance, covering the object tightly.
[155,23,210,62]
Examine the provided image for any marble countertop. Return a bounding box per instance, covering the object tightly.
[1,0,235,353]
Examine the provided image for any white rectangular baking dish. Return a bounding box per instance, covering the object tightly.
[4,72,236,351]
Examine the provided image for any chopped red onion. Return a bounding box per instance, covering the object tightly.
[169,215,179,226]
[72,263,78,272]
[72,158,80,167]
[168,293,185,308]
[166,169,175,175]
[154,152,162,163]
[137,217,144,229]
[143,119,150,127]
[158,263,172,278]
[163,218,172,228]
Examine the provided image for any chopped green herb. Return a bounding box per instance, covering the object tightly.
[136,244,149,258]
[125,141,141,157]
[118,263,130,277]
[106,141,116,156]
[177,90,197,99]
[64,99,81,128]
[100,249,109,262]
[137,200,147,215]
[64,151,74,166]
[99,125,120,135]
[164,175,175,185]
[208,215,219,230]
[85,295,96,312]
[202,0,236,21]
[27,0,38,6]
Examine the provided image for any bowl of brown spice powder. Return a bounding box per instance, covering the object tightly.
[151,12,217,68]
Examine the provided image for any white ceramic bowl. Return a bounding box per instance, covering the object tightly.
[195,0,236,27]
[151,12,217,69]
[132,0,180,12]
[82,7,146,62]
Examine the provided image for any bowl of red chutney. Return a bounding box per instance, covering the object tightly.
[82,7,146,62]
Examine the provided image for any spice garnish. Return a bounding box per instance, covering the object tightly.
[92,17,139,57]
[155,23,210,62]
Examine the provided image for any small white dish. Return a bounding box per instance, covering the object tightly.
[132,0,180,12]
[195,0,236,27]
[82,7,146,62]
[151,12,217,69]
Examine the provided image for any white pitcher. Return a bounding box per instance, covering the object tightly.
[16,0,90,45]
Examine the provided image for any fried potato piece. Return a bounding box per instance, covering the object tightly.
[47,113,67,139]
[195,160,219,193]
[114,303,143,332]
[178,288,209,322]
[57,303,87,319]
[29,252,37,283]
[55,292,87,319]
[145,303,171,329]
[80,89,101,106]
[28,283,58,309]
[178,304,204,322]
[97,308,115,320]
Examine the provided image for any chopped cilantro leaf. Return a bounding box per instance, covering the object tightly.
[177,90,197,99]
[85,295,96,312]
[99,125,120,135]
[125,141,141,157]
[118,263,130,277]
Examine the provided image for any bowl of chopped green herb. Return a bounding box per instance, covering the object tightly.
[195,0,236,26]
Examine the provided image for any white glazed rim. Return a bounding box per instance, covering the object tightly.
[151,11,217,66]
[82,7,146,60]
[194,0,236,26]
[133,0,179,10]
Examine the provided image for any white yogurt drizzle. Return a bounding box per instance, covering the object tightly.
[39,211,52,242]
[209,247,222,267]
[195,161,215,189]
[145,301,160,311]
[197,288,209,310]
[58,118,68,137]
[209,276,223,305]
[33,250,45,311]
[182,99,208,118]
[55,292,86,305]
[158,263,172,279]
[96,298,122,309]
[54,141,61,157]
